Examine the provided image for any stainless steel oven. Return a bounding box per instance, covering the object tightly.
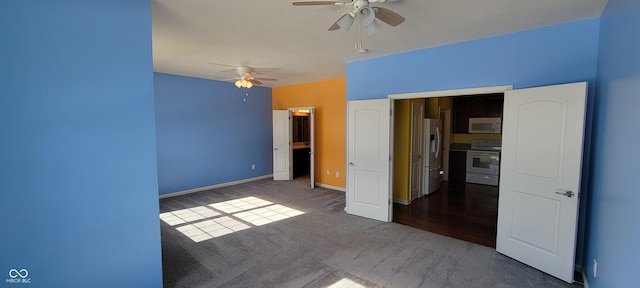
[466,140,501,186]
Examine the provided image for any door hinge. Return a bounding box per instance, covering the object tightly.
[389,199,391,205]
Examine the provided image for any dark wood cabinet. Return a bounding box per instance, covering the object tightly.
[469,97,488,118]
[293,147,310,178]
[452,94,504,133]
[449,150,467,182]
[470,93,504,118]
[452,98,471,133]
[486,94,504,117]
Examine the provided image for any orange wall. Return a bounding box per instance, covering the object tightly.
[272,78,346,189]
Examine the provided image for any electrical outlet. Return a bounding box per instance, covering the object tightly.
[593,259,597,278]
[335,171,340,178]
[251,164,256,170]
[326,170,330,175]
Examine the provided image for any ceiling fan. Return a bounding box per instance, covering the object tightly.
[209,64,278,88]
[293,0,405,35]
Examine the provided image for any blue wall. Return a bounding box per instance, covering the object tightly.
[346,19,600,100]
[586,0,640,286]
[0,1,162,288]
[154,73,273,195]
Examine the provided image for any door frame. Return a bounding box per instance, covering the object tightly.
[389,86,513,100]
[347,86,512,220]
[289,107,315,189]
[389,85,513,191]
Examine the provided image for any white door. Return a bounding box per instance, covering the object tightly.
[409,101,424,202]
[347,99,393,222]
[272,110,291,180]
[497,82,587,283]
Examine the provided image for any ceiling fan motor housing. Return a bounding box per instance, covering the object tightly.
[236,66,252,75]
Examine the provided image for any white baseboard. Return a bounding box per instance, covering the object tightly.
[393,198,410,205]
[159,175,273,199]
[315,183,346,192]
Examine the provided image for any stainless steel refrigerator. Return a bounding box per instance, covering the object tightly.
[422,118,442,195]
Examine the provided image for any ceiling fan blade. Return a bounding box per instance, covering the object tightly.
[329,22,340,31]
[293,1,341,6]
[374,7,405,26]
[253,77,278,81]
[329,11,353,31]
[251,67,279,74]
[248,79,263,85]
[214,68,237,74]
[207,62,237,68]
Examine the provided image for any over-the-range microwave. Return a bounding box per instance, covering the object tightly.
[468,117,502,134]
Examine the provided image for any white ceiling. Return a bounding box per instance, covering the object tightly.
[151,0,608,88]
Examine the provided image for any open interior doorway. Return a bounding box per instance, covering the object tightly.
[292,114,310,179]
[389,87,509,248]
[272,107,315,188]
[290,107,315,188]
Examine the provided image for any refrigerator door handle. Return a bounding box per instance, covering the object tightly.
[434,126,440,159]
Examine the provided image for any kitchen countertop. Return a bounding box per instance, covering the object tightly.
[450,143,471,151]
[292,143,310,149]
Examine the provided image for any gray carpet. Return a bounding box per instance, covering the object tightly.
[160,178,582,288]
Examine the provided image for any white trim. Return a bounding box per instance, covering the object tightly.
[393,198,410,205]
[159,175,273,199]
[389,85,513,99]
[316,183,346,192]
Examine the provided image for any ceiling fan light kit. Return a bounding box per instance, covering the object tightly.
[366,19,381,35]
[208,64,278,89]
[293,0,405,37]
[235,79,253,89]
[336,12,355,32]
[356,5,375,25]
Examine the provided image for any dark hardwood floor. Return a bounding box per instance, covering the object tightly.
[393,181,499,248]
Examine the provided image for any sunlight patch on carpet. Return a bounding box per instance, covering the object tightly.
[326,278,367,288]
[160,196,304,242]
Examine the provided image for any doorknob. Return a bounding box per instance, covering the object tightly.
[274,148,278,151]
[349,162,356,166]
[555,190,575,198]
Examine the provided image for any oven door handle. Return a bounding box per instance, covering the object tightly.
[468,151,499,157]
